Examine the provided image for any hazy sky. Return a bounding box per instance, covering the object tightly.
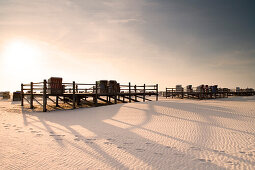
[0,0,255,91]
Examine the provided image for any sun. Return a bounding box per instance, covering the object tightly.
[2,39,42,73]
[3,40,41,63]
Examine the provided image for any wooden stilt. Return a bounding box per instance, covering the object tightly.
[135,85,137,101]
[43,80,47,112]
[73,81,76,109]
[143,84,145,102]
[129,82,131,103]
[56,96,59,107]
[21,83,24,106]
[30,82,33,109]
[156,84,158,101]
[95,82,98,106]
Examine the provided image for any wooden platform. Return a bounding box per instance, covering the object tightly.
[21,80,158,112]
[165,87,254,100]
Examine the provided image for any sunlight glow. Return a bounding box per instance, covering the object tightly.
[3,40,42,65]
[1,39,44,79]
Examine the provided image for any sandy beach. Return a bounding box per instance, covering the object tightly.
[0,96,255,169]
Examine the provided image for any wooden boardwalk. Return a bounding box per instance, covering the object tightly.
[21,80,158,112]
[165,87,254,100]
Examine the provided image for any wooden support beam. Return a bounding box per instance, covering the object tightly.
[98,97,113,104]
[134,85,137,101]
[143,84,145,102]
[136,95,152,101]
[56,96,59,107]
[21,83,24,106]
[129,82,131,103]
[73,81,76,109]
[123,96,139,102]
[114,93,117,104]
[156,84,158,101]
[95,82,98,106]
[165,88,167,98]
[30,82,33,109]
[116,97,127,103]
[43,80,47,112]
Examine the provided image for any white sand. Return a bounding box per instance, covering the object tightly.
[0,96,255,169]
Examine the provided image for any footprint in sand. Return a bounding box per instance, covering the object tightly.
[36,134,43,136]
[86,138,96,141]
[106,138,115,141]
[49,134,65,137]
[117,146,126,149]
[226,161,233,165]
[123,142,133,145]
[174,153,184,157]
[55,138,63,141]
[104,142,112,145]
[190,146,201,151]
[136,148,145,152]
[198,159,206,162]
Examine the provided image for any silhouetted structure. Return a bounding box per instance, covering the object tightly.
[21,77,158,112]
[165,85,254,100]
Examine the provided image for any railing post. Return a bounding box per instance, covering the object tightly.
[95,82,98,106]
[166,88,167,98]
[129,82,131,103]
[134,85,137,101]
[56,96,59,107]
[73,81,76,109]
[182,88,184,99]
[156,84,158,101]
[30,82,33,109]
[172,88,174,98]
[114,89,117,104]
[21,83,24,106]
[43,80,47,112]
[143,84,145,102]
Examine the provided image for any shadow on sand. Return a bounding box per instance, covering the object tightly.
[20,97,255,169]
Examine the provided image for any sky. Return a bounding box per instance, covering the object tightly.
[0,0,255,91]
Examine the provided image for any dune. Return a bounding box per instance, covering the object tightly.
[0,96,255,169]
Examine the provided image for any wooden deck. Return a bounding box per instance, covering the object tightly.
[165,87,254,100]
[21,80,158,112]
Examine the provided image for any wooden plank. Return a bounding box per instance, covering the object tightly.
[129,82,131,103]
[30,82,33,109]
[156,84,158,101]
[43,80,47,112]
[136,95,152,101]
[143,84,145,102]
[21,83,24,106]
[33,98,43,107]
[73,81,75,109]
[98,97,113,104]
[123,96,139,102]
